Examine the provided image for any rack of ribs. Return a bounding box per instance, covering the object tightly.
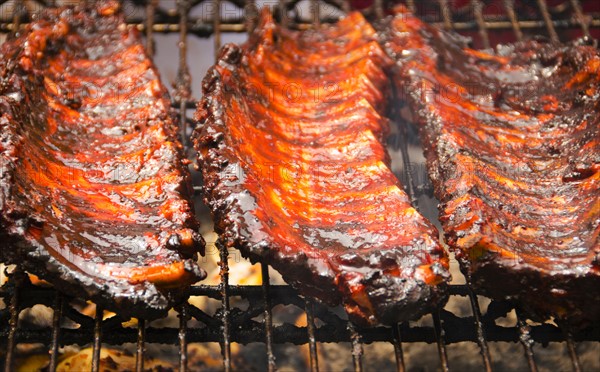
[381,5,599,327]
[0,2,205,318]
[194,9,450,326]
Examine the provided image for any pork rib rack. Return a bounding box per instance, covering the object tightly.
[0,3,205,319]
[381,6,600,327]
[194,10,450,326]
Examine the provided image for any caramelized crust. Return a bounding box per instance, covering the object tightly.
[381,6,599,326]
[0,3,205,318]
[194,10,449,326]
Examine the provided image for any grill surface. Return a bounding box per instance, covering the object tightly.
[1,1,599,371]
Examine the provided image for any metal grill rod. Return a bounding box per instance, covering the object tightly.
[261,263,277,371]
[176,0,192,147]
[11,0,24,35]
[218,241,232,372]
[92,306,104,372]
[214,0,222,59]
[537,0,560,41]
[48,293,63,372]
[564,329,582,372]
[246,0,258,33]
[438,0,454,30]
[516,309,539,372]
[466,286,493,371]
[178,304,189,372]
[503,0,524,41]
[570,0,591,38]
[305,299,320,372]
[432,311,449,372]
[471,0,491,48]
[392,323,406,372]
[136,319,146,372]
[3,282,595,343]
[311,0,321,26]
[146,0,158,55]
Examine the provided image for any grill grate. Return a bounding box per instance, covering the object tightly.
[1,1,599,371]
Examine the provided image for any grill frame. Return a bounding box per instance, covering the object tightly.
[1,1,599,371]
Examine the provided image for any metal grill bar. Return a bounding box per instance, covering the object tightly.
[516,309,539,372]
[392,324,406,372]
[397,127,417,206]
[48,293,63,372]
[503,0,524,41]
[432,311,449,372]
[311,0,321,27]
[146,0,158,55]
[570,0,591,38]
[565,330,582,372]
[536,0,560,42]
[214,0,222,59]
[471,0,491,48]
[176,0,192,146]
[305,299,320,372]
[465,278,492,371]
[438,0,454,30]
[136,319,146,372]
[246,0,257,33]
[92,306,103,372]
[11,0,23,35]
[178,304,189,372]
[261,263,277,371]
[218,241,232,372]
[1,285,595,341]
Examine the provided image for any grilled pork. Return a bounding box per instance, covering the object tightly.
[381,6,600,326]
[0,3,205,318]
[194,10,450,326]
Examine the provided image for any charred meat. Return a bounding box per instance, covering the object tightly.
[381,6,600,326]
[0,3,205,318]
[194,10,450,326]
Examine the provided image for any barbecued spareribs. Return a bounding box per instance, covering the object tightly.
[381,6,600,326]
[0,3,205,318]
[194,10,450,326]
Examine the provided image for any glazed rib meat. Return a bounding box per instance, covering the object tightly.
[0,3,205,318]
[194,10,450,326]
[381,6,599,326]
